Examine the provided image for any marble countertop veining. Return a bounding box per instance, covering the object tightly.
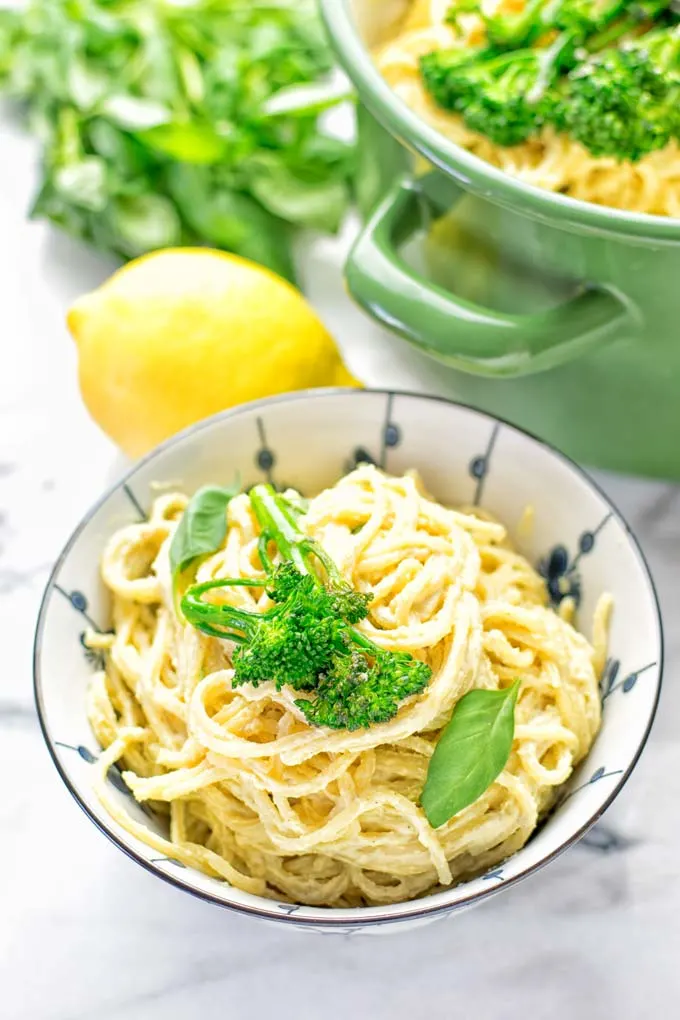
[1,103,680,1020]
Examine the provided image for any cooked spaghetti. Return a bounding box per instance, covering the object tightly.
[375,0,680,216]
[86,466,606,907]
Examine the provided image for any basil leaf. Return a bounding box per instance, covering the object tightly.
[263,78,353,118]
[138,122,228,165]
[68,60,110,111]
[107,194,183,257]
[0,10,20,83]
[53,157,108,212]
[168,165,296,282]
[101,94,172,130]
[170,484,239,592]
[421,678,521,828]
[248,156,350,233]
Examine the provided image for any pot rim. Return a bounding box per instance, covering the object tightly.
[321,0,680,243]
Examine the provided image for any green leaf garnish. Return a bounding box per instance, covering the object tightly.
[421,678,521,828]
[170,484,239,599]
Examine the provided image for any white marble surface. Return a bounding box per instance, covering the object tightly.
[2,101,680,1018]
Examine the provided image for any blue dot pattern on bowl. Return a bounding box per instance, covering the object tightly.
[537,513,612,609]
[347,392,402,473]
[482,868,505,882]
[353,447,376,466]
[469,455,486,480]
[468,421,501,505]
[255,417,277,484]
[384,423,401,448]
[601,658,657,701]
[54,584,104,632]
[53,741,131,795]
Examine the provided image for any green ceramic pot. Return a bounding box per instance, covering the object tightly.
[320,0,680,480]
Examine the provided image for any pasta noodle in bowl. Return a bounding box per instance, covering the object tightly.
[87,468,605,906]
[34,391,663,930]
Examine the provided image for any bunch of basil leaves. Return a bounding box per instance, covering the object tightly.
[0,0,354,282]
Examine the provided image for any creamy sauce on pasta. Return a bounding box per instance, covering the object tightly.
[86,466,606,907]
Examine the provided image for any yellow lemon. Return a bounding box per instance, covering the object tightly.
[67,248,360,458]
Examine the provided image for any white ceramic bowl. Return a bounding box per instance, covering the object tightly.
[34,390,663,933]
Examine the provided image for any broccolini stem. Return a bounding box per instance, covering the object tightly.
[584,5,664,53]
[181,577,271,641]
[182,573,383,657]
[529,30,574,99]
[257,532,275,574]
[580,0,675,52]
[249,484,345,585]
[250,484,307,573]
[348,627,385,657]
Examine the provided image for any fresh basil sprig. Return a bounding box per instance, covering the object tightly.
[170,484,239,598]
[0,0,354,279]
[421,678,521,828]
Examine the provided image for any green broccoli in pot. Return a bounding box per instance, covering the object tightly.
[421,31,572,146]
[423,0,679,157]
[557,24,680,160]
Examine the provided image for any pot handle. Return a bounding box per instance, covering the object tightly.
[345,174,633,377]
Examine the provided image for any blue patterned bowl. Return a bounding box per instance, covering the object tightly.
[33,390,663,933]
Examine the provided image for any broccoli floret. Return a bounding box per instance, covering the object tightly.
[327,583,374,625]
[251,485,374,624]
[296,647,432,732]
[181,565,346,690]
[550,0,628,39]
[444,0,552,50]
[234,568,349,691]
[485,0,671,47]
[419,45,483,105]
[456,49,560,146]
[480,0,550,50]
[453,0,631,51]
[421,37,568,146]
[564,0,676,51]
[265,560,310,603]
[181,484,432,730]
[557,25,680,160]
[269,562,371,623]
[444,0,485,35]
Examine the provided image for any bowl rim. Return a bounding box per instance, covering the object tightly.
[33,388,664,928]
[320,0,680,244]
